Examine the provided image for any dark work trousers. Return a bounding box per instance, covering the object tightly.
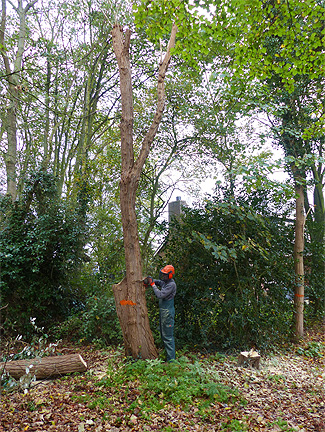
[159,298,175,362]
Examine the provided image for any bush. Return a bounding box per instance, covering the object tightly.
[0,170,87,336]
[304,220,325,322]
[157,192,296,351]
[53,292,122,346]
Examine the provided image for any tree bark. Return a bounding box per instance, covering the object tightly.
[0,0,38,201]
[294,182,305,338]
[111,23,177,359]
[1,354,87,380]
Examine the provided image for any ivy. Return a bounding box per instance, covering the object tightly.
[0,170,88,336]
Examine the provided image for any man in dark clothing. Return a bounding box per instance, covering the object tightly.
[144,265,176,362]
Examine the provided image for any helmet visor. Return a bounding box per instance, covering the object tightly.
[159,271,169,281]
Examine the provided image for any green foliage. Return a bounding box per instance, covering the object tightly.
[158,190,296,351]
[0,170,87,335]
[296,342,324,359]
[221,418,248,431]
[54,292,122,346]
[304,221,325,321]
[134,0,220,66]
[269,419,296,432]
[228,0,325,89]
[97,355,240,416]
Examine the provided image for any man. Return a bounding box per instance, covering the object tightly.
[144,265,176,362]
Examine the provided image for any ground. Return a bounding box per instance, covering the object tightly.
[0,329,324,432]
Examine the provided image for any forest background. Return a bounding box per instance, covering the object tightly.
[0,0,324,354]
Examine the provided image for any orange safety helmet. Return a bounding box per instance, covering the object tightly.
[160,265,175,280]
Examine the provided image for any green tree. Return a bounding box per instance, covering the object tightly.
[211,0,325,337]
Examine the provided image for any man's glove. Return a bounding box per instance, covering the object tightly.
[143,276,155,286]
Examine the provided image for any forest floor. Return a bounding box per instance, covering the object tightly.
[0,327,324,432]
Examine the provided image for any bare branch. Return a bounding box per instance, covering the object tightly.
[24,0,38,13]
[134,23,178,177]
[6,0,18,13]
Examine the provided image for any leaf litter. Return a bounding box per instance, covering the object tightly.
[0,330,324,432]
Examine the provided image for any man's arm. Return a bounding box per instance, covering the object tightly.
[152,280,176,299]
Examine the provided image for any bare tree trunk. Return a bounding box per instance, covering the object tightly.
[111,23,177,359]
[5,100,18,201]
[294,182,305,338]
[0,0,38,201]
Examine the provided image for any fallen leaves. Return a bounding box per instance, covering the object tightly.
[1,332,324,431]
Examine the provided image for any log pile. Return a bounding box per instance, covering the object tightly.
[1,354,87,380]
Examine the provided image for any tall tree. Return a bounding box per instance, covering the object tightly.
[213,0,325,337]
[0,0,37,200]
[111,21,177,359]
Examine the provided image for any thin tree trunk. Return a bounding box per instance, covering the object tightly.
[311,164,324,227]
[294,182,305,338]
[43,53,51,165]
[5,100,18,201]
[0,0,38,201]
[111,23,177,359]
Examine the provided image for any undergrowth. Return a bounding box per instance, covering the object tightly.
[91,355,244,419]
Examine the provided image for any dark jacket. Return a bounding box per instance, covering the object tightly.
[153,279,176,301]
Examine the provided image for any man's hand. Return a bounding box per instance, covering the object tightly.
[143,276,154,286]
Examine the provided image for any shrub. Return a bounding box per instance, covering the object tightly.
[53,292,122,346]
[0,170,87,336]
[157,192,296,351]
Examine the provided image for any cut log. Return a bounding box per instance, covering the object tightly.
[237,350,260,369]
[1,354,87,380]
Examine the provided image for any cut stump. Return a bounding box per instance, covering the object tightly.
[1,354,87,380]
[238,350,260,369]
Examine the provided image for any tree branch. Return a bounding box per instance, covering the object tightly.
[133,23,178,178]
[24,0,38,13]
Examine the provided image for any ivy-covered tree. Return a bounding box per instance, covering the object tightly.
[209,0,325,337]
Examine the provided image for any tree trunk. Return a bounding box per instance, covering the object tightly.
[111,23,177,359]
[237,350,260,369]
[294,182,305,338]
[1,354,87,380]
[0,0,38,201]
[5,100,18,201]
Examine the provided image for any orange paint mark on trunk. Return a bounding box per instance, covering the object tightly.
[120,299,136,306]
